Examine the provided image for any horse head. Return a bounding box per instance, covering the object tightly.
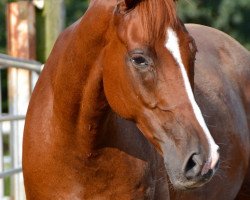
[99,0,220,190]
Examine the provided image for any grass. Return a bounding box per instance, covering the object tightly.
[4,176,10,196]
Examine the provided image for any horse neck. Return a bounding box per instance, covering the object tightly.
[48,2,114,156]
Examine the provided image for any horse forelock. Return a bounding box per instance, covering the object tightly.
[136,0,178,40]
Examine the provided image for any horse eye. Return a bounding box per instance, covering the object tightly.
[131,56,149,68]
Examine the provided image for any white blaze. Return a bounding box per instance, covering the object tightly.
[165,28,219,169]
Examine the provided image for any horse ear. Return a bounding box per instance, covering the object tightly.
[117,0,140,13]
[124,0,139,9]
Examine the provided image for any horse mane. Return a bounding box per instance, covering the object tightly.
[137,0,178,41]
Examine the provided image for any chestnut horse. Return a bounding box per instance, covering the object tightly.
[23,0,250,199]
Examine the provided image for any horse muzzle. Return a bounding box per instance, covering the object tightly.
[165,148,220,190]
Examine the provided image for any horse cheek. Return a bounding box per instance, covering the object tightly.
[103,61,134,120]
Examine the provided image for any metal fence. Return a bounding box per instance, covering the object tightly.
[0,53,42,200]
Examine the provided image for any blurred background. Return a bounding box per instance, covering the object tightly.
[1,0,250,56]
[0,0,249,199]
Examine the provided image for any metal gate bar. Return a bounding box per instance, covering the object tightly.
[0,53,42,199]
[0,54,42,73]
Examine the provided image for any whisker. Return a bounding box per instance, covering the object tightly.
[207,124,217,128]
[214,168,226,180]
[152,176,166,183]
[216,142,227,146]
[203,114,212,118]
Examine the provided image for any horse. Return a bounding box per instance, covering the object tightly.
[23,0,250,199]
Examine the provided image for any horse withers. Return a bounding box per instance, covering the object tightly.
[23,0,250,199]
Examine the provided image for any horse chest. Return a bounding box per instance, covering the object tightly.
[77,148,156,199]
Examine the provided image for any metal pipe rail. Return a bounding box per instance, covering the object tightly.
[0,115,25,122]
[0,115,26,179]
[0,53,42,185]
[0,167,22,179]
[0,53,42,73]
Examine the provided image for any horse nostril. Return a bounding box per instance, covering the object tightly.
[185,155,196,172]
[184,153,203,180]
[202,169,213,180]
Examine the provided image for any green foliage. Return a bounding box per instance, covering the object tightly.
[177,0,250,49]
[65,0,89,26]
[0,0,7,53]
